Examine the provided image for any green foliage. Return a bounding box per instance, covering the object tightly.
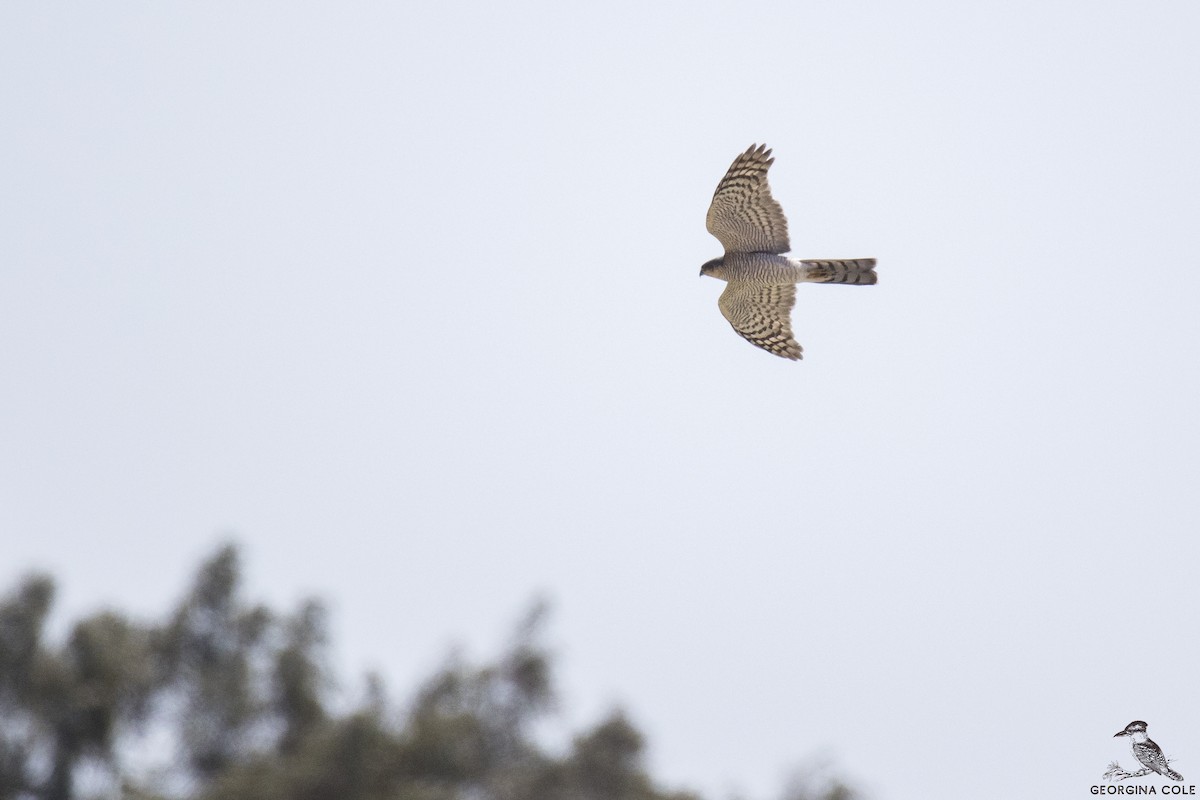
[158,544,275,779]
[778,758,862,800]
[0,545,862,800]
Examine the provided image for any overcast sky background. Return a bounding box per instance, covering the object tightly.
[3,3,1199,799]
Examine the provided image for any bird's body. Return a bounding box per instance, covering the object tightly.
[1115,720,1184,782]
[700,144,876,360]
[703,253,877,286]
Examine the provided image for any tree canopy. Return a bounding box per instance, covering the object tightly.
[0,545,860,800]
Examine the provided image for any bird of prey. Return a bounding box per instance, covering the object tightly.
[1114,720,1184,781]
[700,144,876,360]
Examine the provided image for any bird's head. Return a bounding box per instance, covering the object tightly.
[699,257,724,278]
[1115,721,1149,738]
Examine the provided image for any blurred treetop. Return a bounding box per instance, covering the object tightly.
[0,544,859,800]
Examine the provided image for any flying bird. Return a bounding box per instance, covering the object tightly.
[700,144,876,360]
[1114,720,1184,781]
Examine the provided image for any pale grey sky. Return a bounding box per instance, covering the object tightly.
[2,2,1199,799]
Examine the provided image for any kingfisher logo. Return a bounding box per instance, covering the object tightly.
[1092,720,1194,795]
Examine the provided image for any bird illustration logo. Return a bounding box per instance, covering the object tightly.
[1105,720,1184,782]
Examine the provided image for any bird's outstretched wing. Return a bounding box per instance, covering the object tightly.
[706,144,791,255]
[717,281,802,360]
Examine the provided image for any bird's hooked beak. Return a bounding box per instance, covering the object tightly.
[1114,730,1130,738]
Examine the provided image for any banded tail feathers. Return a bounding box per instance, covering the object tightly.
[802,258,877,285]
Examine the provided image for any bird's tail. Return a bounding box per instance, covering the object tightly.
[801,258,877,285]
[1165,767,1184,782]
